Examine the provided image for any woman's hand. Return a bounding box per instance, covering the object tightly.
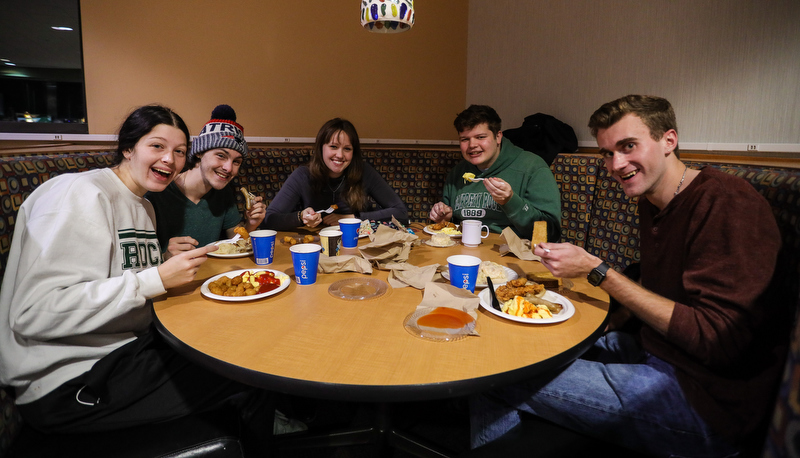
[483,177,513,206]
[429,202,452,223]
[164,236,199,260]
[300,207,322,228]
[158,244,216,289]
[244,196,266,231]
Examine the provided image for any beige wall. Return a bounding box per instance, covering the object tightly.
[80,1,467,140]
[467,0,800,150]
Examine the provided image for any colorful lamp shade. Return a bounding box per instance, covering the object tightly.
[361,0,415,33]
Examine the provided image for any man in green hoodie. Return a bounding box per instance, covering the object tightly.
[429,105,561,240]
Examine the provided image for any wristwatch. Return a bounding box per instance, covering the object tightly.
[587,261,611,287]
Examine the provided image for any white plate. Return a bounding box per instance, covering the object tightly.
[208,250,253,258]
[478,289,575,324]
[442,266,518,288]
[424,239,457,248]
[423,225,462,238]
[201,269,291,302]
[207,240,252,258]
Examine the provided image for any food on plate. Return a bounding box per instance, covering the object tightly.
[531,220,547,246]
[302,234,315,243]
[234,226,250,240]
[215,231,251,254]
[283,236,298,246]
[462,172,476,183]
[502,296,553,320]
[430,232,452,247]
[417,307,475,334]
[358,220,374,236]
[216,242,245,254]
[208,270,282,296]
[476,261,509,284]
[495,278,563,315]
[439,226,461,235]
[430,221,456,231]
[526,271,560,289]
[495,278,546,302]
[240,187,254,210]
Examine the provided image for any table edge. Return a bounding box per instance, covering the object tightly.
[153,310,609,402]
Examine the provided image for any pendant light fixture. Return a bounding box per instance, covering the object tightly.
[361,0,415,33]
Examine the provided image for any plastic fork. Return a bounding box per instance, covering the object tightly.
[465,176,485,182]
[215,234,241,245]
[315,205,337,214]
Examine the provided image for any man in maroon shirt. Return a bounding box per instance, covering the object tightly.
[470,95,789,457]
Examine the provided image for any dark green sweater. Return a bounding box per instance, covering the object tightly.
[442,138,561,241]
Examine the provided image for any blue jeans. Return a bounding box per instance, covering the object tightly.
[469,331,741,458]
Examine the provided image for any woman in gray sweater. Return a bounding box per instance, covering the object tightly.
[263,118,408,230]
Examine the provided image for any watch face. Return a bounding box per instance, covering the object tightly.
[588,271,602,286]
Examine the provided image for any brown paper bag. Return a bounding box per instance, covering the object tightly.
[499,227,540,261]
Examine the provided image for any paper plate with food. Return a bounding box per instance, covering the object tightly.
[477,278,574,324]
[424,221,462,237]
[209,227,253,258]
[201,269,291,302]
[442,261,518,288]
[403,306,477,342]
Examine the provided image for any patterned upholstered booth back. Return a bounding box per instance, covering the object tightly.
[232,147,464,223]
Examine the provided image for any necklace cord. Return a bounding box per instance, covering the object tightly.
[674,165,688,196]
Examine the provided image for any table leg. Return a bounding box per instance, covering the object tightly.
[272,402,457,458]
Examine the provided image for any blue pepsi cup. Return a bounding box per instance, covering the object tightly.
[250,230,276,265]
[290,243,322,285]
[338,218,361,248]
[447,255,481,293]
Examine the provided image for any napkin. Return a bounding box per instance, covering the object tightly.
[414,282,480,336]
[499,227,540,261]
[318,255,373,274]
[385,262,441,289]
[360,224,419,268]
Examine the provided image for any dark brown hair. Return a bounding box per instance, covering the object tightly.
[588,95,680,156]
[114,105,190,165]
[453,105,502,136]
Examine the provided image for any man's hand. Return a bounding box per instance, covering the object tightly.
[429,202,453,223]
[534,242,602,278]
[158,244,216,290]
[300,207,322,228]
[165,236,199,260]
[244,196,266,232]
[483,177,513,206]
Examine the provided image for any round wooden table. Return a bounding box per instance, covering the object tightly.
[153,228,610,403]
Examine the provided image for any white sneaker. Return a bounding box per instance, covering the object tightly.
[273,409,308,435]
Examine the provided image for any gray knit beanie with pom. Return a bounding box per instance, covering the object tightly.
[188,104,248,161]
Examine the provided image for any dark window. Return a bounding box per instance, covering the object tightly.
[0,0,87,134]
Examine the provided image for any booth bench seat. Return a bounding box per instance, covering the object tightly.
[1,146,799,457]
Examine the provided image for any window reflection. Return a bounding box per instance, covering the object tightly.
[0,0,87,134]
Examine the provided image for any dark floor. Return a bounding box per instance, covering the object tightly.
[272,397,471,458]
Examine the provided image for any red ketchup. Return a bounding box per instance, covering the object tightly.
[254,271,281,293]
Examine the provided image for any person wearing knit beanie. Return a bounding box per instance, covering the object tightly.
[146,104,267,257]
[186,104,248,167]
